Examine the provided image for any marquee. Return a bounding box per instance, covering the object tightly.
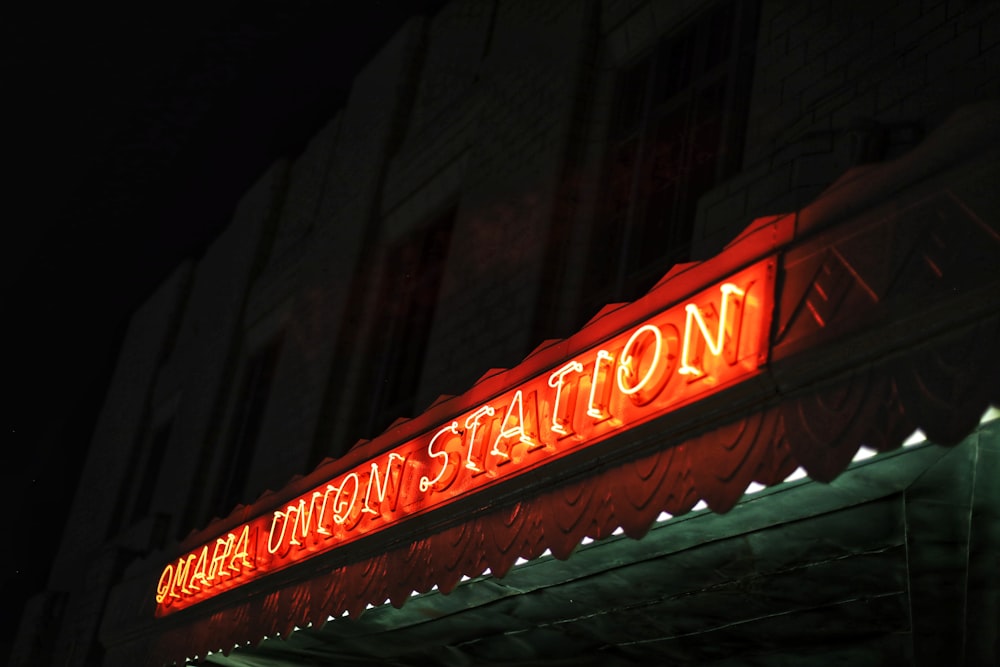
[155,258,774,615]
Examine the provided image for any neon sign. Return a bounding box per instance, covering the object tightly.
[155,259,773,615]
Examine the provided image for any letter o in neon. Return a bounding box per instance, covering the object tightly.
[616,324,676,405]
[332,472,363,530]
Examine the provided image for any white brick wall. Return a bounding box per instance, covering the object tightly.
[48,264,192,590]
[245,19,427,494]
[31,2,1000,664]
[692,0,1000,259]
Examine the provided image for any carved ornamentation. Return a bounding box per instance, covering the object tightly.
[146,171,1000,666]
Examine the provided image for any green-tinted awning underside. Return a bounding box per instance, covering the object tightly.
[199,418,1000,666]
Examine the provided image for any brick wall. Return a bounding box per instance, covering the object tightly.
[48,264,192,591]
[29,1,1000,664]
[245,19,427,491]
[693,0,1000,257]
[418,1,597,401]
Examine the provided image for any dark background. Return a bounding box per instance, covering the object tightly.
[2,2,444,661]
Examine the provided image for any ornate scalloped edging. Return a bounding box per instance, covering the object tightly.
[149,313,1000,665]
[143,104,1000,665]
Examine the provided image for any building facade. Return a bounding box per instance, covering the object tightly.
[12,1,1000,665]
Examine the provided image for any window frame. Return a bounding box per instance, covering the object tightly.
[584,0,759,316]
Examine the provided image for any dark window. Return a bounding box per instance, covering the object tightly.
[583,0,758,318]
[109,412,175,538]
[364,209,455,436]
[211,334,283,517]
[130,418,174,523]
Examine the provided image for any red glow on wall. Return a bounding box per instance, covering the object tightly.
[155,259,774,616]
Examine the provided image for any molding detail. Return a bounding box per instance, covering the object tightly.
[131,103,1000,665]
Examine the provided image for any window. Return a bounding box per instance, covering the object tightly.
[583,0,758,317]
[130,417,173,523]
[109,410,175,539]
[211,334,284,518]
[363,209,455,436]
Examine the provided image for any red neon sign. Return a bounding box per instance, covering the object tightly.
[155,259,773,615]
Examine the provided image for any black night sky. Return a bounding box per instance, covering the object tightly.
[2,2,445,661]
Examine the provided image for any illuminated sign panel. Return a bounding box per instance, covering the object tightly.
[155,259,773,615]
